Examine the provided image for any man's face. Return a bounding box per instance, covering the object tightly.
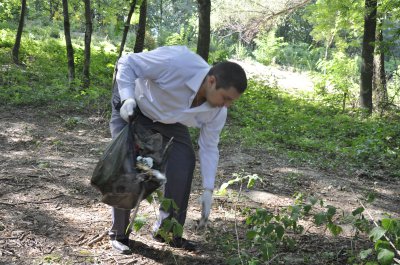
[205,76,242,108]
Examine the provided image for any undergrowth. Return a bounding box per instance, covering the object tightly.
[224,80,400,178]
[0,27,115,112]
[214,172,400,265]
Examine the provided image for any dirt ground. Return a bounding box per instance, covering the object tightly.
[1,103,399,265]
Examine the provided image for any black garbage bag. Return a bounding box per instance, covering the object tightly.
[91,120,172,210]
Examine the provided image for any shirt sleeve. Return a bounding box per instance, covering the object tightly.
[198,108,228,190]
[116,48,172,101]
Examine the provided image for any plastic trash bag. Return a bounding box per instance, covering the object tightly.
[91,120,172,209]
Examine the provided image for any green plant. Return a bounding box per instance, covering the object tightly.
[312,203,343,236]
[233,41,250,61]
[275,42,324,71]
[313,51,360,110]
[208,35,235,64]
[126,191,184,244]
[217,171,400,264]
[354,201,400,265]
[218,173,304,264]
[64,117,80,130]
[164,25,194,47]
[253,30,287,65]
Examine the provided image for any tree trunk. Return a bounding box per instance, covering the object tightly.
[373,21,387,113]
[62,0,75,84]
[134,0,147,53]
[82,0,92,89]
[196,0,211,61]
[359,0,377,114]
[12,0,27,65]
[119,0,137,58]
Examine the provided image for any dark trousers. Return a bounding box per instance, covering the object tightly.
[109,86,196,240]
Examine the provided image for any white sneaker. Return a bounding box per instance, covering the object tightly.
[111,239,131,254]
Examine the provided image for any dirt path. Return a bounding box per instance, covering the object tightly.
[1,104,399,265]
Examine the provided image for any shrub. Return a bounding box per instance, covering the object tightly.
[253,30,287,65]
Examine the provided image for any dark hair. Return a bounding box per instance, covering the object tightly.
[208,61,247,93]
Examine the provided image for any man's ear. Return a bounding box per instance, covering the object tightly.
[208,75,216,85]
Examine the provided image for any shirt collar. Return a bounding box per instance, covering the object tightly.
[185,67,210,93]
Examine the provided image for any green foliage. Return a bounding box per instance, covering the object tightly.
[227,79,400,176]
[208,36,234,64]
[304,0,364,47]
[217,172,262,196]
[154,195,183,243]
[313,51,360,109]
[145,0,197,46]
[313,205,344,236]
[0,0,21,21]
[275,6,314,44]
[218,174,400,264]
[253,30,324,71]
[63,117,80,130]
[233,41,250,61]
[126,191,183,244]
[164,27,188,46]
[276,42,324,71]
[217,174,355,264]
[218,175,306,264]
[157,218,183,242]
[253,30,287,65]
[0,26,115,111]
[132,215,147,232]
[356,217,400,265]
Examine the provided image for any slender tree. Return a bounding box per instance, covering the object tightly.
[62,0,75,84]
[196,0,211,61]
[12,0,27,65]
[119,0,138,58]
[360,0,377,114]
[373,19,387,112]
[82,0,92,89]
[134,0,147,53]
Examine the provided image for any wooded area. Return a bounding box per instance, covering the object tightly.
[3,0,400,113]
[1,0,400,264]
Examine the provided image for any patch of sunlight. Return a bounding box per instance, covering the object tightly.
[274,167,320,179]
[243,190,292,206]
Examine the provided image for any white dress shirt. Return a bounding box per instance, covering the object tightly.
[116,46,227,190]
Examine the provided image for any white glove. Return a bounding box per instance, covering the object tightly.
[198,189,213,229]
[120,98,136,122]
[137,156,154,168]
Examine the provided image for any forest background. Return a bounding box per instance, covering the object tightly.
[1,0,400,264]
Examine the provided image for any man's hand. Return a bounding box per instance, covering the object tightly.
[120,98,136,122]
[198,189,213,229]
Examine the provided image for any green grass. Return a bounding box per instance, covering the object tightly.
[0,26,116,111]
[224,80,400,177]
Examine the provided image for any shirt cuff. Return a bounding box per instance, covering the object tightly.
[119,87,135,102]
[202,174,216,191]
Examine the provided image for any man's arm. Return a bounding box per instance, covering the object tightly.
[116,49,171,102]
[198,109,227,190]
[197,108,227,227]
[116,48,172,121]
